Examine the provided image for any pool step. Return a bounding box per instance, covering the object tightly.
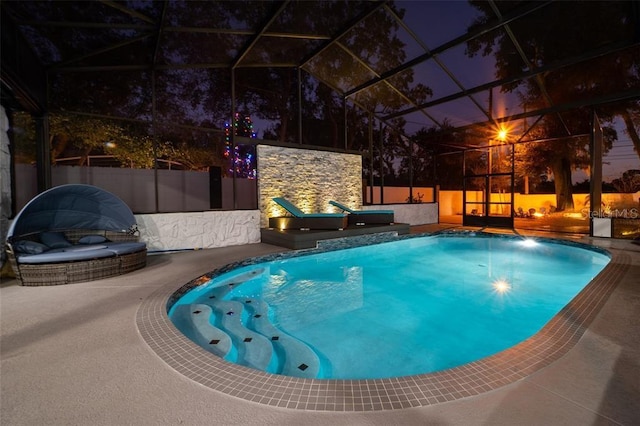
[176,271,322,379]
[192,283,233,304]
[240,298,320,379]
[171,304,232,358]
[213,300,275,372]
[192,268,267,304]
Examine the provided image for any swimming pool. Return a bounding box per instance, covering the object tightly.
[167,233,610,380]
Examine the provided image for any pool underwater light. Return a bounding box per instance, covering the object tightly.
[492,279,511,293]
[519,238,538,248]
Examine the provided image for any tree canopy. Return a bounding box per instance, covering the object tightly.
[466,0,639,210]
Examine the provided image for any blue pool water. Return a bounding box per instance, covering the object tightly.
[168,235,610,380]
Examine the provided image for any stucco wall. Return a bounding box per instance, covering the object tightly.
[362,203,438,226]
[135,210,261,252]
[257,145,362,228]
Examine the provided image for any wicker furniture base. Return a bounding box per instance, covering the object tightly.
[6,229,147,286]
[15,249,147,286]
[119,249,147,274]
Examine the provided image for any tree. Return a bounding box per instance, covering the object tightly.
[16,1,438,179]
[410,121,481,190]
[466,1,637,210]
[224,113,257,178]
[402,121,463,187]
[9,112,37,165]
[10,111,220,170]
[512,118,616,209]
[611,169,640,193]
[244,1,432,154]
[11,111,152,167]
[618,105,640,159]
[238,67,298,144]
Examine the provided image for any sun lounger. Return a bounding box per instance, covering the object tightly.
[329,200,395,226]
[269,197,347,230]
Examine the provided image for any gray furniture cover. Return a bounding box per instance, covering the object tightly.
[7,184,137,240]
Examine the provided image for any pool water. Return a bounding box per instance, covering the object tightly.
[168,235,610,380]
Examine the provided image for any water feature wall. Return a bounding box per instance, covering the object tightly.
[257,145,363,228]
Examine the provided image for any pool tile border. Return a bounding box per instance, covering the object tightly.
[136,234,630,411]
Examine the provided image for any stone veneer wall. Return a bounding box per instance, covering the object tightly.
[257,145,362,228]
[0,106,11,269]
[135,210,261,252]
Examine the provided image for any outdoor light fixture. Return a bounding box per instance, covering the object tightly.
[494,122,518,143]
[518,238,538,248]
[495,125,510,142]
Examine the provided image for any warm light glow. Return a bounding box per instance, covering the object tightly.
[104,141,116,148]
[492,279,511,293]
[563,212,584,219]
[532,212,545,218]
[269,205,282,218]
[493,122,517,142]
[297,190,317,214]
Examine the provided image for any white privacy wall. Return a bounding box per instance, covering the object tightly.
[363,203,438,226]
[257,145,363,228]
[135,210,261,251]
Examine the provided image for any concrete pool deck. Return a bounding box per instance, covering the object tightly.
[1,225,639,425]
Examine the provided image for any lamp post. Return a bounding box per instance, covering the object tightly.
[491,126,510,216]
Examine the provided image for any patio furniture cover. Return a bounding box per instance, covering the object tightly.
[7,184,137,239]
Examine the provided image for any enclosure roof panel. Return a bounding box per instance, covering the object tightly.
[2,0,638,146]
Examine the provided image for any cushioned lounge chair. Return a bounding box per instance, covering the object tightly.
[5,184,147,286]
[269,197,347,230]
[329,200,395,226]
